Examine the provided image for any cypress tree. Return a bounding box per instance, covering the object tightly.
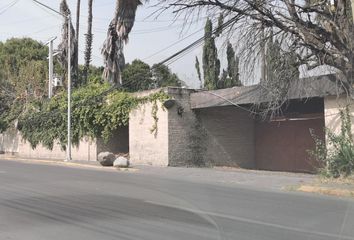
[202,19,220,90]
[195,56,202,88]
[226,41,241,87]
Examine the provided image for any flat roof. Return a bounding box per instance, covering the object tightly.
[190,74,345,109]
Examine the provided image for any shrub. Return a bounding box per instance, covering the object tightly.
[309,107,354,178]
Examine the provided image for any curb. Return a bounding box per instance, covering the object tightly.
[297,185,354,198]
[0,157,138,172]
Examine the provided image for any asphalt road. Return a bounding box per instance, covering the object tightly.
[0,159,354,240]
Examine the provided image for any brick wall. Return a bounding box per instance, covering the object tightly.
[166,88,256,168]
[196,106,256,168]
[167,88,205,166]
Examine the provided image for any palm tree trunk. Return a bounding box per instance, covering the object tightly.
[83,0,93,84]
[75,0,81,85]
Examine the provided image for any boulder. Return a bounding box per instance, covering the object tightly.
[114,156,129,168]
[97,152,115,166]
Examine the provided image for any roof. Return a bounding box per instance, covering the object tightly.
[190,74,345,109]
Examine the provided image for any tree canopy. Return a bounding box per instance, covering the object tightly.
[154,0,353,96]
[122,59,185,92]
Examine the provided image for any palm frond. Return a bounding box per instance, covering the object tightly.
[58,0,78,86]
[102,0,142,85]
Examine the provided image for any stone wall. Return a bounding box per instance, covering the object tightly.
[129,89,169,166]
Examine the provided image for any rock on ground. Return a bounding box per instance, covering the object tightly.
[97,152,116,166]
[114,156,129,168]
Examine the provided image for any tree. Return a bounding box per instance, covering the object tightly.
[75,0,81,81]
[102,0,142,85]
[58,0,78,87]
[202,19,220,90]
[155,0,354,94]
[0,38,48,98]
[121,59,184,92]
[122,59,152,91]
[0,38,49,131]
[226,41,241,87]
[195,56,202,88]
[151,64,183,88]
[83,0,94,85]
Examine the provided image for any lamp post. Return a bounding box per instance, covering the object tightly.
[32,0,72,161]
[46,36,57,99]
[66,14,72,161]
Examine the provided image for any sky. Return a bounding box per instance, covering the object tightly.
[0,0,331,88]
[0,0,215,88]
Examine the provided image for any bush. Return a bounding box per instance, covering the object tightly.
[309,107,354,178]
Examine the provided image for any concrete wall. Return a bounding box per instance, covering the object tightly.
[324,95,354,136]
[0,127,19,154]
[129,89,169,166]
[0,130,97,161]
[196,106,256,168]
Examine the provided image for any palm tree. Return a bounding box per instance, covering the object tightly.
[83,0,93,84]
[75,0,81,83]
[58,0,78,87]
[101,0,142,85]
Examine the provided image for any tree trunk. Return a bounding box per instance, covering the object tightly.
[83,0,93,84]
[75,0,81,85]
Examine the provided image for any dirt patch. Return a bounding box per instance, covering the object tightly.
[294,176,354,198]
[298,185,354,198]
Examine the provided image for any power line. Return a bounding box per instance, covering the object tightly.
[0,0,19,15]
[142,28,204,61]
[157,15,240,67]
[32,0,64,17]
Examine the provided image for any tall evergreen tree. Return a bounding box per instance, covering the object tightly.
[266,39,299,84]
[195,56,202,88]
[202,19,220,90]
[225,41,241,87]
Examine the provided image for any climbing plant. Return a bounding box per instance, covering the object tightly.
[309,107,354,178]
[13,83,169,150]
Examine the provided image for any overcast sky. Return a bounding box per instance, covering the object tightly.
[0,0,217,88]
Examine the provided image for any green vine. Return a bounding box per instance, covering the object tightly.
[9,83,169,150]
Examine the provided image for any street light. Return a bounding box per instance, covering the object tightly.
[32,0,72,161]
[46,36,57,99]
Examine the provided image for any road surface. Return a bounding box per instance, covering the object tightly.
[0,159,353,240]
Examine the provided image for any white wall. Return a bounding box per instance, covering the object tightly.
[129,89,169,166]
[0,130,97,161]
[324,95,354,137]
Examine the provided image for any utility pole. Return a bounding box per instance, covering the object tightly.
[66,14,72,162]
[46,37,57,99]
